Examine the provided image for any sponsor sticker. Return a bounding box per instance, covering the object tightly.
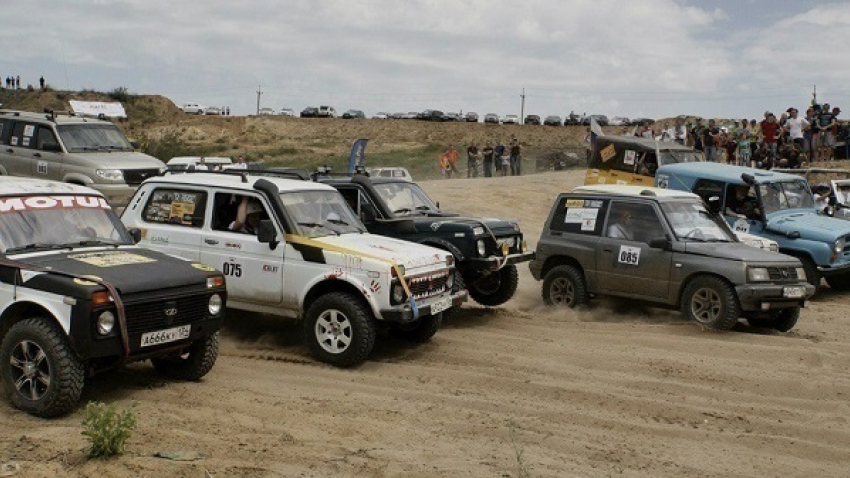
[600,144,616,162]
[70,251,156,268]
[624,150,636,165]
[191,263,216,272]
[73,275,103,286]
[565,199,584,208]
[0,196,110,214]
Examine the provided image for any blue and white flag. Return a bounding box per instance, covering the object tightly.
[590,116,604,145]
[347,138,368,174]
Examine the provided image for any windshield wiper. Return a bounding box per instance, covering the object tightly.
[393,207,412,214]
[61,239,122,248]
[5,243,67,253]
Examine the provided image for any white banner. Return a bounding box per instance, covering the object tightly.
[69,100,127,119]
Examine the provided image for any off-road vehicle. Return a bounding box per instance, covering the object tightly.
[314,171,534,308]
[0,109,166,207]
[0,178,226,417]
[529,185,813,331]
[656,162,850,292]
[121,171,466,368]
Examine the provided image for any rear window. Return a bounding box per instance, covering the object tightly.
[548,196,609,236]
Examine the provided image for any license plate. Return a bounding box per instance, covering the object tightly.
[430,296,452,314]
[140,325,191,347]
[783,286,806,299]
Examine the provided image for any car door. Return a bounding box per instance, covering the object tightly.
[138,186,207,261]
[4,120,40,177]
[596,200,672,300]
[200,192,283,305]
[33,125,63,181]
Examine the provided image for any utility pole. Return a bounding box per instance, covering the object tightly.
[256,85,263,116]
[520,88,526,124]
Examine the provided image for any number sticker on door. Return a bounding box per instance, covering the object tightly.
[222,262,242,277]
[733,218,750,233]
[618,245,641,265]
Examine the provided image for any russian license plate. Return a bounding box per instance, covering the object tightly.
[140,325,191,347]
[430,296,452,314]
[783,286,806,299]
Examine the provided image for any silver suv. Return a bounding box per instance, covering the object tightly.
[0,109,165,207]
[529,185,814,331]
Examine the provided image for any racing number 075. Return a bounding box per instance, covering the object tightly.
[222,262,242,277]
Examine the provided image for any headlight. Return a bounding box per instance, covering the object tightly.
[95,169,124,181]
[769,243,779,252]
[208,294,223,315]
[748,267,770,282]
[96,310,115,335]
[477,239,486,256]
[835,240,844,254]
[445,271,455,289]
[796,267,806,281]
[472,226,485,236]
[445,255,454,267]
[391,283,406,304]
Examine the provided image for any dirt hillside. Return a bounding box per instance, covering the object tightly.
[1,170,849,477]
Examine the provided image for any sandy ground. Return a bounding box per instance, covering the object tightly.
[2,170,850,478]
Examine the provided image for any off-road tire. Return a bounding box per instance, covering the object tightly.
[542,265,589,308]
[0,318,84,418]
[304,292,375,368]
[770,307,800,332]
[467,264,519,307]
[392,313,442,343]
[681,276,740,330]
[825,273,850,292]
[151,332,220,381]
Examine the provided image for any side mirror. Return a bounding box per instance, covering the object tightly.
[648,237,670,250]
[741,173,755,185]
[127,228,142,244]
[361,203,378,223]
[706,195,722,214]
[257,220,279,250]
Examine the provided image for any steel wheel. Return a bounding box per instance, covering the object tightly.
[9,340,51,401]
[549,276,575,306]
[689,287,722,324]
[315,309,353,354]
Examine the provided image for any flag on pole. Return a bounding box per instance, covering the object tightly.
[347,138,368,174]
[590,116,604,145]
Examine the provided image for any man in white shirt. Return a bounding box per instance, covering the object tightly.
[607,207,635,240]
[783,108,809,152]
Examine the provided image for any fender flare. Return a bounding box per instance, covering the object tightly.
[418,238,465,262]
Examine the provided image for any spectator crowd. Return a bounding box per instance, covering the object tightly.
[2,75,47,90]
[438,136,522,179]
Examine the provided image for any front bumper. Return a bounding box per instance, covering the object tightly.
[88,183,137,208]
[380,289,468,323]
[818,260,850,276]
[467,251,536,271]
[735,283,815,311]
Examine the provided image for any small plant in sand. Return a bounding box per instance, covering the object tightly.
[508,419,532,478]
[81,401,138,458]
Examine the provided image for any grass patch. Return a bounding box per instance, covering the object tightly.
[81,401,138,458]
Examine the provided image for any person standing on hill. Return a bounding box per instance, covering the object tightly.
[467,142,480,178]
[482,141,495,177]
[760,113,781,164]
[509,137,521,175]
[39,76,45,89]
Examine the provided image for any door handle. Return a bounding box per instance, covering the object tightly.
[602,248,612,253]
[33,153,42,158]
[205,239,219,245]
[4,149,12,153]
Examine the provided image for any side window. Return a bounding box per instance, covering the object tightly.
[692,179,725,205]
[142,188,207,228]
[337,187,360,214]
[211,192,269,234]
[36,126,59,151]
[549,196,608,236]
[10,122,38,149]
[605,201,664,243]
[0,119,7,144]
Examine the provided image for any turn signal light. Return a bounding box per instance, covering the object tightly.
[91,291,112,305]
[207,276,225,288]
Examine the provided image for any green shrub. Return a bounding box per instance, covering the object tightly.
[108,86,131,103]
[81,401,138,458]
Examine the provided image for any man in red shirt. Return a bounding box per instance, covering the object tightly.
[760,112,781,166]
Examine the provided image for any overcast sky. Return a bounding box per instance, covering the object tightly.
[3,0,850,121]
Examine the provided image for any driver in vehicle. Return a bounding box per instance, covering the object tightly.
[607,206,635,240]
[726,185,759,219]
[229,197,264,234]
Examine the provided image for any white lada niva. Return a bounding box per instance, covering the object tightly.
[121,171,467,367]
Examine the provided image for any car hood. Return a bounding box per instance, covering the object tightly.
[682,242,799,264]
[766,210,850,240]
[65,151,165,169]
[314,234,450,274]
[10,247,214,296]
[408,213,521,237]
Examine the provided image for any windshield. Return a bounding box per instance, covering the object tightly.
[661,200,735,242]
[372,182,439,216]
[279,190,365,238]
[659,149,703,165]
[759,180,814,215]
[57,124,134,152]
[0,195,132,253]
